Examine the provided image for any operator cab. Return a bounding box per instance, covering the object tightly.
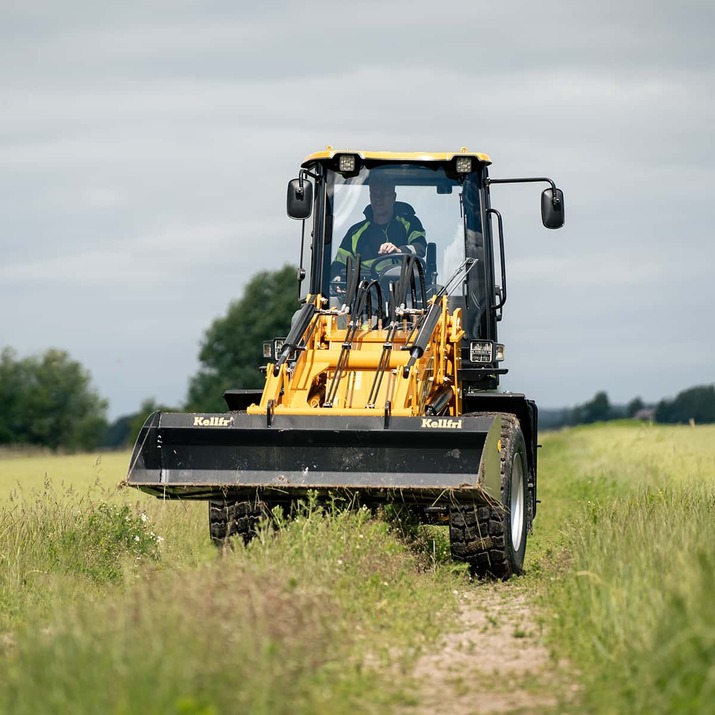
[288,152,496,344]
[286,149,564,390]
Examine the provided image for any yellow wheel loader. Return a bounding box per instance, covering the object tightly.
[125,147,565,579]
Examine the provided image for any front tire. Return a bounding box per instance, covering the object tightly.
[449,416,529,579]
[208,498,267,546]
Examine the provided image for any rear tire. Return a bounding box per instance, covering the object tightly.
[208,498,267,546]
[449,416,528,579]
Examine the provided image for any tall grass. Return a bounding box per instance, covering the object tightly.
[539,423,715,714]
[0,476,463,713]
[0,480,161,628]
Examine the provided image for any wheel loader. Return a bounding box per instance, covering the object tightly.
[125,147,565,579]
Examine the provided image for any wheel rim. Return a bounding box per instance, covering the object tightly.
[510,457,525,552]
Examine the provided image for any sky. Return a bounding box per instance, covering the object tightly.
[2,1,714,420]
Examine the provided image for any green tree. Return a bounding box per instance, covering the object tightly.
[0,348,108,450]
[574,391,612,424]
[186,265,300,412]
[655,384,715,424]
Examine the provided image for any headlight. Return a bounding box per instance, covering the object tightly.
[263,338,296,361]
[468,341,505,363]
[273,338,297,362]
[469,340,493,363]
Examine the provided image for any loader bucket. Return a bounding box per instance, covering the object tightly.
[125,411,504,506]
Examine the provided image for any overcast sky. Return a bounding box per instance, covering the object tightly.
[2,1,713,419]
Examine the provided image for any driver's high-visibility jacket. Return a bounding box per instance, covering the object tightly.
[332,201,427,278]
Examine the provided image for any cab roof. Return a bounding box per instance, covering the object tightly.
[301,146,492,167]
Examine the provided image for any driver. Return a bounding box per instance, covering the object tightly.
[331,174,427,279]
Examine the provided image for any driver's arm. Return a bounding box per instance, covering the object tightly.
[332,220,364,277]
[398,216,427,257]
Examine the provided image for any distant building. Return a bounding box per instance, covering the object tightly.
[634,408,655,422]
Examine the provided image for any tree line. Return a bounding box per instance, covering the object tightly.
[1,265,713,451]
[540,385,715,430]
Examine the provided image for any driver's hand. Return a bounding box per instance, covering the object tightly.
[378,242,398,254]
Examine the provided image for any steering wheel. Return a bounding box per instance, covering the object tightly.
[329,253,427,299]
[368,252,426,280]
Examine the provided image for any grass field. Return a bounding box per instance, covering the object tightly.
[0,423,714,713]
[535,422,715,714]
[0,449,464,713]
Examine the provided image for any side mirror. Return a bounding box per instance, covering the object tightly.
[541,188,565,229]
[287,178,313,220]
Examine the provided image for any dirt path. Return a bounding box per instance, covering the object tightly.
[400,584,570,714]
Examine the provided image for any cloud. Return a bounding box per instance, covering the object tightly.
[1,0,713,418]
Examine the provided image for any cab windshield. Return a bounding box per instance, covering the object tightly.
[322,164,484,303]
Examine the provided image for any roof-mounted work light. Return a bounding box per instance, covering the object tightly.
[455,156,472,174]
[338,154,357,174]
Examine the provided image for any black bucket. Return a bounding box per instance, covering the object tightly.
[125,411,500,505]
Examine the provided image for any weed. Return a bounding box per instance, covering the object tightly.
[0,480,162,629]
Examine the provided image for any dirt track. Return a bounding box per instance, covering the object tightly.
[401,585,570,714]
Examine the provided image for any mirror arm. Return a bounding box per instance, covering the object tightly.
[299,168,319,189]
[486,176,560,207]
